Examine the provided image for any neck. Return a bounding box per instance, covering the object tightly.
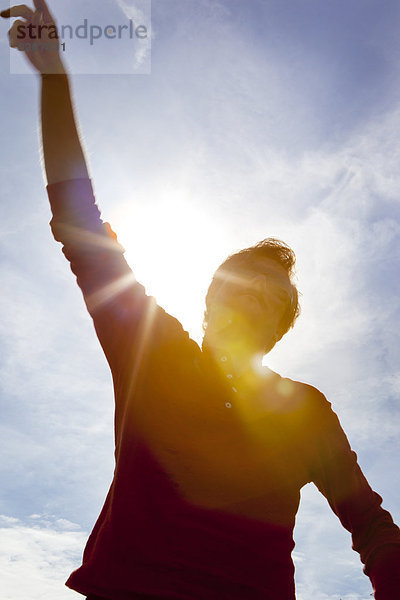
[203,339,275,410]
[202,336,264,380]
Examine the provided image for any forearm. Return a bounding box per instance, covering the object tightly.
[310,395,400,596]
[40,66,89,184]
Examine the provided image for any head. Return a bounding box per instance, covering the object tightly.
[203,238,300,356]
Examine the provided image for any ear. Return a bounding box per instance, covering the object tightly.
[264,331,281,355]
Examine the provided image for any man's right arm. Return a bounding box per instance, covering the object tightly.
[3,1,189,382]
[3,1,144,372]
[41,70,89,184]
[2,0,88,184]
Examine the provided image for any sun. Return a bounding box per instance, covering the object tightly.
[108,187,227,345]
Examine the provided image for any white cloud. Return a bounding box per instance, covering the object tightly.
[115,0,152,70]
[293,486,374,600]
[0,515,86,600]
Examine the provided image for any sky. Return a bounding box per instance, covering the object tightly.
[1,0,400,598]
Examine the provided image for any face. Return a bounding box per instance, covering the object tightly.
[204,257,294,354]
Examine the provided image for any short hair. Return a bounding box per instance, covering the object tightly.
[203,238,301,339]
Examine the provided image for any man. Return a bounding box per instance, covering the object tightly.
[2,2,400,599]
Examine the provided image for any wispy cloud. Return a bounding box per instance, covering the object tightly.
[114,0,152,70]
[0,514,86,600]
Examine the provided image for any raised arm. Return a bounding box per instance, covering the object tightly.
[41,68,89,184]
[2,1,139,370]
[1,0,88,183]
[3,0,189,394]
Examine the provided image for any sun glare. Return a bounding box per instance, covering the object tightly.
[109,189,227,345]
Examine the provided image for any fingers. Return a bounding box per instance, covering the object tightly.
[32,0,53,23]
[7,18,28,48]
[1,1,54,24]
[1,4,34,19]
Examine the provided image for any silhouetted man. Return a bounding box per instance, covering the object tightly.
[2,2,400,599]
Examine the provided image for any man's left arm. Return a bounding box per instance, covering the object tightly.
[309,392,400,600]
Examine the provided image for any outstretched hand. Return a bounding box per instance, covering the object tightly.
[1,0,64,73]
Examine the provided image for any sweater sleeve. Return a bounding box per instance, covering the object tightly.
[309,392,400,600]
[46,178,188,377]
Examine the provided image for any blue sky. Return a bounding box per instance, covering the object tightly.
[1,1,400,598]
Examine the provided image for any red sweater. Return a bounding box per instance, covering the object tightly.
[47,178,400,600]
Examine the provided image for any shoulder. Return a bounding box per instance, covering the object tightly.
[262,368,329,415]
[260,371,343,444]
[146,304,201,378]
